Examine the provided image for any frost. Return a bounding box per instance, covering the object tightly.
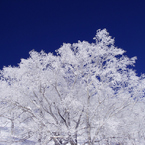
[0,29,145,144]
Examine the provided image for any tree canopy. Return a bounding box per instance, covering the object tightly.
[0,29,145,145]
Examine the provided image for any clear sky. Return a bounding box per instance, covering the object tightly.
[0,0,145,75]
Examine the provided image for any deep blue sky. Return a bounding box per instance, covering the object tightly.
[0,0,145,75]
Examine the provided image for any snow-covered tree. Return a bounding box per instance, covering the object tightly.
[0,29,145,145]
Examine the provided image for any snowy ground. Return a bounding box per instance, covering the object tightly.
[0,127,122,145]
[0,126,35,145]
